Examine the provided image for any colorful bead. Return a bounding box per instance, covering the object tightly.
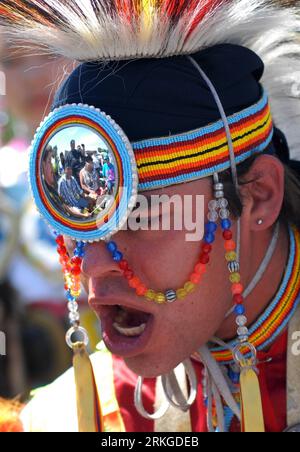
[119,260,129,271]
[177,288,187,300]
[225,251,237,262]
[200,253,210,264]
[231,283,244,295]
[224,240,236,251]
[207,211,218,222]
[233,294,244,305]
[234,304,245,315]
[219,208,230,219]
[236,315,247,327]
[128,276,141,289]
[202,243,212,254]
[229,272,241,284]
[145,289,156,301]
[204,233,215,244]
[136,285,147,296]
[106,241,117,253]
[113,251,123,262]
[165,290,177,303]
[194,263,206,275]
[228,261,240,273]
[205,222,218,233]
[190,273,202,284]
[223,230,232,240]
[184,282,196,294]
[221,219,232,230]
[155,292,166,304]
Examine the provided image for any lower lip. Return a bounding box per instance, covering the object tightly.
[94,306,154,358]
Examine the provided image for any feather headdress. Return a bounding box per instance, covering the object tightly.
[0,0,300,155]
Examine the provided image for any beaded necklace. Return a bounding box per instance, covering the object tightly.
[192,224,300,366]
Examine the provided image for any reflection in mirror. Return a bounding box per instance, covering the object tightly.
[41,125,118,223]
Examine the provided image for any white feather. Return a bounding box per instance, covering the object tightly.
[1,0,300,156]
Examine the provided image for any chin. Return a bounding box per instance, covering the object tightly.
[124,353,180,379]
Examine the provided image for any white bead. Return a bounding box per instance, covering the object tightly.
[69,312,80,322]
[208,200,218,211]
[219,208,230,219]
[236,316,247,327]
[218,198,228,209]
[215,190,224,199]
[214,183,224,191]
[207,211,218,222]
[237,326,249,336]
[68,301,78,313]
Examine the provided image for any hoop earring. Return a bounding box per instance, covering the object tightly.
[134,376,170,420]
[161,359,198,412]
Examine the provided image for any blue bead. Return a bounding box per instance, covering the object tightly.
[205,221,218,233]
[205,233,215,244]
[106,241,117,253]
[74,249,85,258]
[221,219,231,230]
[77,241,85,250]
[235,305,245,315]
[113,251,123,262]
[65,291,75,302]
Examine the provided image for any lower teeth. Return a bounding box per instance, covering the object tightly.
[113,322,146,337]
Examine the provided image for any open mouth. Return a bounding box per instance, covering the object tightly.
[92,302,154,358]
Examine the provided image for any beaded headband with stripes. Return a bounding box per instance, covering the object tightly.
[133,90,273,191]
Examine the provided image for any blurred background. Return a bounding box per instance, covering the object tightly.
[0,41,101,400]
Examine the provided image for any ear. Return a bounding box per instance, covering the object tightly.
[239,155,285,231]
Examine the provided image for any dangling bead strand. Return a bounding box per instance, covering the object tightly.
[212,178,249,344]
[55,233,86,328]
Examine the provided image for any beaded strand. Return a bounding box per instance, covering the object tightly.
[55,233,86,328]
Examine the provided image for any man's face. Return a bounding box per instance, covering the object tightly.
[86,161,94,172]
[65,167,73,178]
[66,178,238,378]
[70,141,76,150]
[43,152,55,186]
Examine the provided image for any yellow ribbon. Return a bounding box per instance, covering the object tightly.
[239,359,265,433]
[73,342,104,432]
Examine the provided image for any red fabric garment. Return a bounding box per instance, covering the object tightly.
[111,331,288,432]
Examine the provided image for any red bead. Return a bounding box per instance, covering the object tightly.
[71,266,81,276]
[128,276,141,289]
[202,243,212,254]
[190,273,201,284]
[136,285,147,296]
[56,235,65,246]
[194,263,206,275]
[119,260,129,271]
[200,253,210,265]
[57,245,67,256]
[71,256,82,266]
[231,283,244,295]
[224,240,236,251]
[223,230,233,240]
[233,294,244,305]
[124,270,134,280]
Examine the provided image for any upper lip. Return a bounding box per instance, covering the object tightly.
[89,295,155,317]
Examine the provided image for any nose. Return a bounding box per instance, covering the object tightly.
[81,240,122,279]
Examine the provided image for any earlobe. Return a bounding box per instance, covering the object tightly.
[240,155,285,231]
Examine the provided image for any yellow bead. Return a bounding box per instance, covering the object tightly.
[145,289,156,301]
[184,282,196,294]
[71,291,81,298]
[155,292,166,304]
[177,288,187,300]
[229,272,241,283]
[225,251,237,262]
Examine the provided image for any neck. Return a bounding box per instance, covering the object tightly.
[216,221,289,341]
